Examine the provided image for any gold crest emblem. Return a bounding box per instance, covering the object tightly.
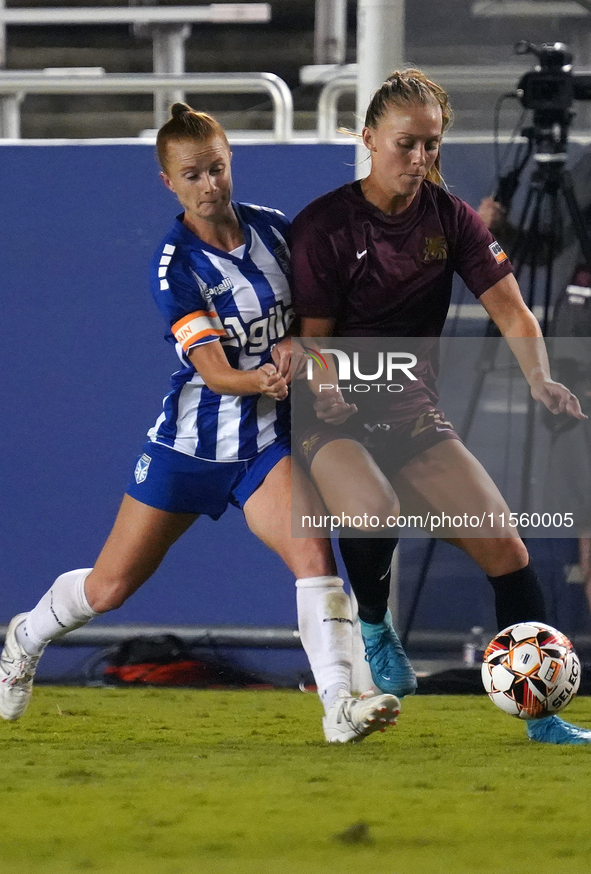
[301,432,322,459]
[411,410,454,439]
[423,236,448,262]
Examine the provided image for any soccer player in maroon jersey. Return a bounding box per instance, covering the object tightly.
[291,69,591,744]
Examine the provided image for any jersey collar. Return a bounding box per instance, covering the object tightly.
[174,206,252,263]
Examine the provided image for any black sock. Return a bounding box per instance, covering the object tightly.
[487,558,547,630]
[338,531,399,624]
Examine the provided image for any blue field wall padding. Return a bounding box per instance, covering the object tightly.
[0,141,586,664]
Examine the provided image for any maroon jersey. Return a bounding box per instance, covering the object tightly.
[291,179,512,337]
[291,179,512,422]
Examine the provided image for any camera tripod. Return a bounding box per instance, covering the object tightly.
[400,131,591,647]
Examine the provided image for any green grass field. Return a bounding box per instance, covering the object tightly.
[1,687,590,874]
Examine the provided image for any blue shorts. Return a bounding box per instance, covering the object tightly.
[125,437,290,519]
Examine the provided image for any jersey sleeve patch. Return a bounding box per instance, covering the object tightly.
[489,241,508,264]
[172,309,226,352]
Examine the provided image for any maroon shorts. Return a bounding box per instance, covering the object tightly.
[296,407,461,478]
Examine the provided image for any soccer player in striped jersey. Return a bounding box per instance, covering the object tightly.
[0,105,400,743]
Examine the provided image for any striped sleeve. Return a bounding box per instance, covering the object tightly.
[150,242,227,349]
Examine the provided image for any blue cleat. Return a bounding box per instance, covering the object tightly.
[526,715,591,745]
[359,610,417,698]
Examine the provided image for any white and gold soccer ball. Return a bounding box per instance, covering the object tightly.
[481,622,581,719]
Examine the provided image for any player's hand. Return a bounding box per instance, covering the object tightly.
[271,337,308,385]
[314,388,357,424]
[530,379,587,419]
[289,338,309,382]
[257,363,288,401]
[271,337,292,383]
[478,196,507,233]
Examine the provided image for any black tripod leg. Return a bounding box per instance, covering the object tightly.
[401,537,438,648]
[459,322,500,442]
[540,186,558,335]
[519,167,591,511]
[561,169,591,267]
[519,183,548,514]
[511,183,538,282]
[524,175,545,312]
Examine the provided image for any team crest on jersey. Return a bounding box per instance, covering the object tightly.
[134,453,151,484]
[489,240,508,264]
[423,236,448,262]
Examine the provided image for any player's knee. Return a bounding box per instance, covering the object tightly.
[86,575,136,613]
[289,540,337,579]
[334,492,400,531]
[478,538,529,577]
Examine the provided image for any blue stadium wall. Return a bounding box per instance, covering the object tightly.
[0,141,586,677]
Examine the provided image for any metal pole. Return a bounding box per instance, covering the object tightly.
[0,93,21,137]
[355,0,405,178]
[317,76,353,139]
[0,0,5,69]
[152,24,191,127]
[0,0,7,136]
[314,0,348,65]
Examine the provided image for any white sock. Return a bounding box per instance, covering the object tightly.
[17,569,99,656]
[350,592,375,694]
[296,576,353,714]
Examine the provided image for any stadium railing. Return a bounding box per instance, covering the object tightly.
[0,62,543,142]
[0,70,293,140]
[0,3,272,132]
[0,623,501,655]
[308,64,539,140]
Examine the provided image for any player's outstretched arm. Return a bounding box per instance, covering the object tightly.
[479,274,586,419]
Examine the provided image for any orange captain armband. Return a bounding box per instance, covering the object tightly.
[171,309,226,353]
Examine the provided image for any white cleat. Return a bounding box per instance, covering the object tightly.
[323,689,400,743]
[0,613,44,721]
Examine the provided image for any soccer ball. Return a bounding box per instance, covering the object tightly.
[481,622,581,719]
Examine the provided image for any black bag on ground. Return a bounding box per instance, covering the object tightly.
[101,634,270,687]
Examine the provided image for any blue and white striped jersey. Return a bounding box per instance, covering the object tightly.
[148,203,293,461]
